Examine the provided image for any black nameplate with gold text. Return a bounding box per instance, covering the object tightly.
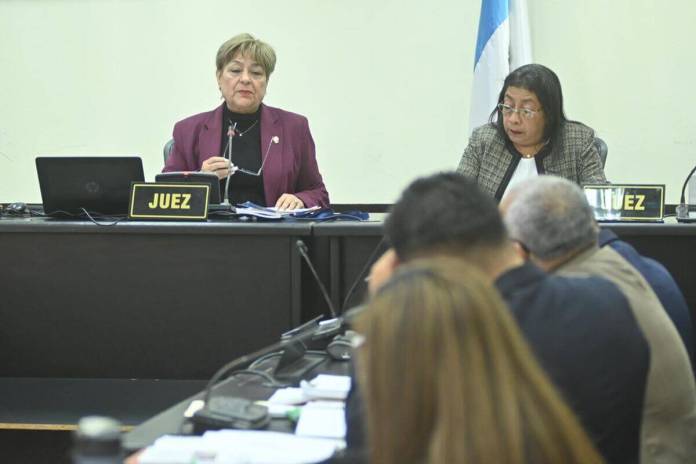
[583,184,665,222]
[129,183,209,220]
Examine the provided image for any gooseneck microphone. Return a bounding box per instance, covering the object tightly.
[340,236,387,312]
[676,164,696,221]
[221,122,238,207]
[296,239,337,319]
[193,322,330,432]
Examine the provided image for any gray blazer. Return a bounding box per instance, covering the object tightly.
[558,246,696,464]
[457,122,607,200]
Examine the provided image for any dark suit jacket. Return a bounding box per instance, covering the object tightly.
[163,103,330,207]
[457,122,607,200]
[599,229,694,366]
[337,263,649,464]
[558,246,696,463]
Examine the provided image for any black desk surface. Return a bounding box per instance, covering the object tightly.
[123,357,351,451]
[0,217,310,380]
[0,216,313,235]
[0,378,206,430]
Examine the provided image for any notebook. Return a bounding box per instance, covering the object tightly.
[36,156,144,216]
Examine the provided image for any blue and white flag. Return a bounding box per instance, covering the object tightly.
[468,0,532,133]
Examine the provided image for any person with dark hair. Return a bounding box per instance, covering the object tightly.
[502,176,696,463]
[355,258,604,464]
[457,64,606,201]
[339,172,648,464]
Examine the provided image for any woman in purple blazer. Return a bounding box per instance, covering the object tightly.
[163,33,330,210]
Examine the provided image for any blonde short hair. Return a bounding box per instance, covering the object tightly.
[215,33,276,77]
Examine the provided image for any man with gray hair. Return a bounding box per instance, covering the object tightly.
[502,175,696,464]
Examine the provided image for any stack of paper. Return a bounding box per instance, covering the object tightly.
[235,202,320,219]
[300,375,352,401]
[138,375,352,463]
[139,431,341,464]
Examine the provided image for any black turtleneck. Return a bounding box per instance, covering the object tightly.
[219,106,266,206]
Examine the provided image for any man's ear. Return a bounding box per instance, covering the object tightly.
[510,241,529,261]
[367,248,400,296]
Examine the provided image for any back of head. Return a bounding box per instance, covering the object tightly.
[385,172,506,261]
[503,176,597,261]
[492,63,567,141]
[354,257,603,464]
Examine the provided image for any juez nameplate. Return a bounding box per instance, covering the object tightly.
[129,182,209,220]
[583,184,665,222]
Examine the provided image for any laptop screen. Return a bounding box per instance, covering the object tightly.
[36,156,144,216]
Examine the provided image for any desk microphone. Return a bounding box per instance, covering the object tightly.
[193,323,330,433]
[221,122,238,207]
[676,164,696,221]
[340,236,387,313]
[296,239,338,319]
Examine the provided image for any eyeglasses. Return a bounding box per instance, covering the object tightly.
[222,124,280,177]
[233,136,280,176]
[497,103,542,120]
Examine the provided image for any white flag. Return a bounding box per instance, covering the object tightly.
[468,0,532,134]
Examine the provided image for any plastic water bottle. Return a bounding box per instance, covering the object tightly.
[72,416,123,464]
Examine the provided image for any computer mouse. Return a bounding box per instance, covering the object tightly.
[326,334,353,361]
[5,202,27,215]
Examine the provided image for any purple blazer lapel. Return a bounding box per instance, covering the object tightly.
[260,104,285,204]
[199,104,224,161]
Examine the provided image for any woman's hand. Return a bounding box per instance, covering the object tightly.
[275,194,305,211]
[200,156,236,180]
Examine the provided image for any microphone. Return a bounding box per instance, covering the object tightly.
[676,164,696,221]
[221,122,238,207]
[192,323,331,433]
[340,237,387,313]
[296,240,338,319]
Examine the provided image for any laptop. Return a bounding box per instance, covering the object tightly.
[36,156,145,216]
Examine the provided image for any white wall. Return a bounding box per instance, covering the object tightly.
[0,0,693,204]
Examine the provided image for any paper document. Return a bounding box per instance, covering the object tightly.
[295,401,346,439]
[267,387,307,405]
[139,430,340,464]
[300,374,352,401]
[236,201,321,219]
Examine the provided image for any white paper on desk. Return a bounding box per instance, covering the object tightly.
[295,401,346,439]
[140,431,340,464]
[234,206,282,219]
[268,205,321,216]
[300,374,351,401]
[267,387,307,405]
[205,430,339,463]
[139,435,212,464]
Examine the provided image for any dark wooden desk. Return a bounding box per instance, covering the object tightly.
[0,217,312,439]
[0,217,311,380]
[0,378,206,430]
